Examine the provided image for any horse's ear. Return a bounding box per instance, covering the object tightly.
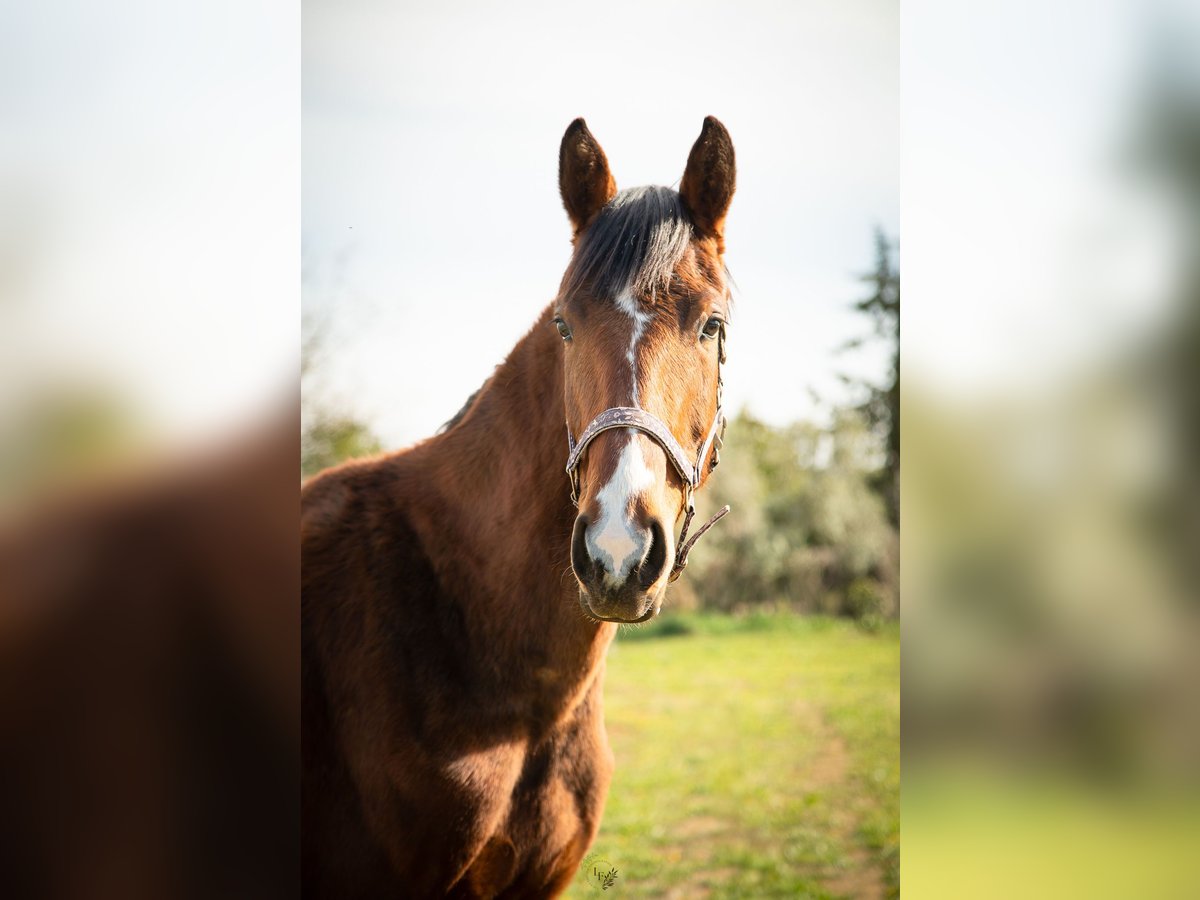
[680,116,736,250]
[559,118,617,238]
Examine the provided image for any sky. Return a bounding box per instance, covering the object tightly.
[303,0,900,448]
[1,0,1180,458]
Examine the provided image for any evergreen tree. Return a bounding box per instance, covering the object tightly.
[850,228,900,525]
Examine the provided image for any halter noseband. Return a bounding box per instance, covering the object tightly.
[564,325,730,583]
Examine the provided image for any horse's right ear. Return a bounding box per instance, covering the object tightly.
[559,118,617,238]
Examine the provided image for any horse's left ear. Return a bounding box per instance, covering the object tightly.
[680,116,736,251]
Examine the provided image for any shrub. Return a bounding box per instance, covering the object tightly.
[686,410,897,616]
[845,578,886,632]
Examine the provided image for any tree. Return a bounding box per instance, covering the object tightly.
[301,416,382,480]
[847,228,900,525]
[301,311,383,480]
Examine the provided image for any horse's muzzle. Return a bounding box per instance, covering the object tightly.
[570,514,670,622]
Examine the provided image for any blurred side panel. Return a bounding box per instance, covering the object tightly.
[903,0,1200,896]
[0,0,298,897]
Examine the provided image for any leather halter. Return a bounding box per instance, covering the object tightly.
[565,325,731,583]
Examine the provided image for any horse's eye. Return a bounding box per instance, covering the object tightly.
[700,316,722,341]
[554,317,572,341]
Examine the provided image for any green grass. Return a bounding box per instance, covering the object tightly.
[902,768,1200,899]
[567,613,899,899]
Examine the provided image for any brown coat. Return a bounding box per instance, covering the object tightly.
[302,314,617,898]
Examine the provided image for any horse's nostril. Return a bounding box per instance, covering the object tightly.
[571,516,594,585]
[637,519,669,591]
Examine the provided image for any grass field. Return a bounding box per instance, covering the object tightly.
[566,613,900,899]
[902,771,1200,899]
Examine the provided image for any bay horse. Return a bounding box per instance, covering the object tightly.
[302,116,736,898]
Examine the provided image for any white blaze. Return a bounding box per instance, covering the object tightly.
[586,286,656,583]
[615,288,651,405]
[588,435,654,583]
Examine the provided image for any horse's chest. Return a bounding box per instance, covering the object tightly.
[451,713,614,897]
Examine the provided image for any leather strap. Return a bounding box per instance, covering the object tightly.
[566,407,708,492]
[669,502,730,582]
[564,323,730,580]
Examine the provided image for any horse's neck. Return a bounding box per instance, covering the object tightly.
[412,306,614,689]
[431,309,573,562]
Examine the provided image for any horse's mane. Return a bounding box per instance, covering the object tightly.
[437,372,493,435]
[559,185,695,304]
[437,389,479,435]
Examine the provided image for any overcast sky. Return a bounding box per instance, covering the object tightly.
[2,0,1176,455]
[303,0,900,448]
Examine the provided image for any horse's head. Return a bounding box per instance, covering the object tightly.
[555,117,735,624]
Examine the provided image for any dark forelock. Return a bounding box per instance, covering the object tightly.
[559,186,695,304]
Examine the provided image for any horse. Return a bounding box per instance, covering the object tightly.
[301,116,736,898]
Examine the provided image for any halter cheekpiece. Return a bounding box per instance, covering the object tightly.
[564,325,731,583]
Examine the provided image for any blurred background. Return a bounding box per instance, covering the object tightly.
[902,0,1200,897]
[0,1,298,898]
[304,1,901,897]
